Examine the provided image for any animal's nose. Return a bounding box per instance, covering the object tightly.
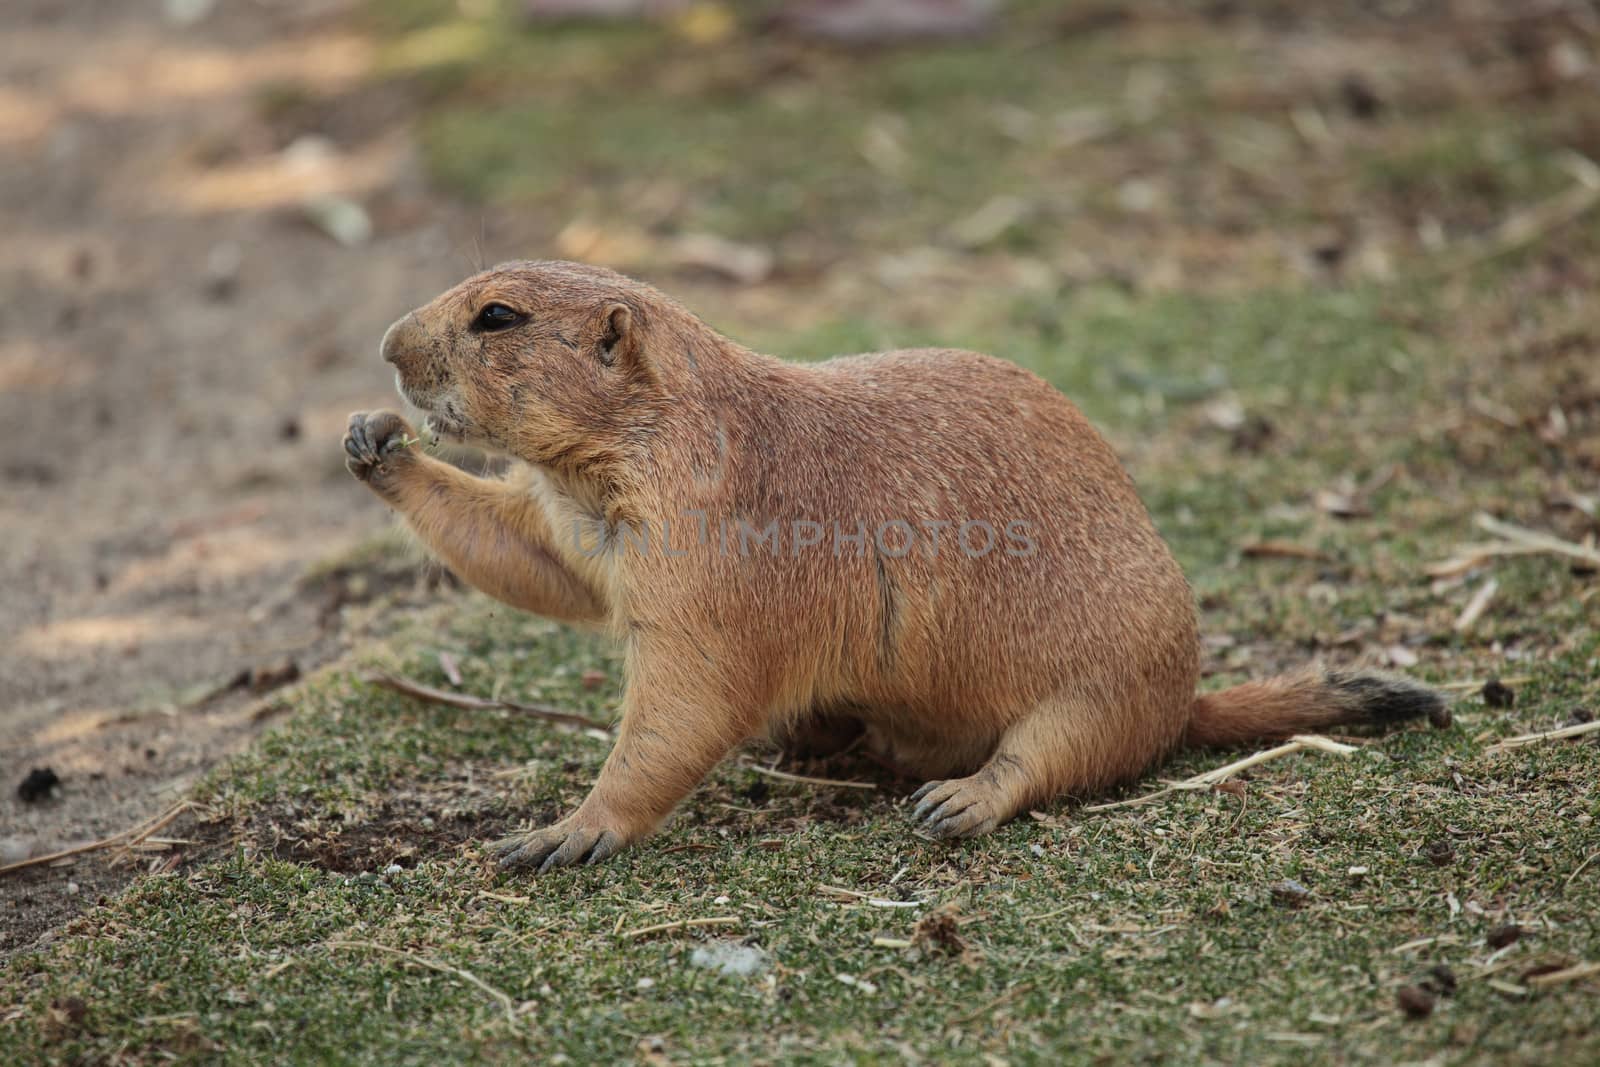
[379,316,407,365]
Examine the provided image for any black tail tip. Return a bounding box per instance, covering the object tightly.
[1326,670,1451,729]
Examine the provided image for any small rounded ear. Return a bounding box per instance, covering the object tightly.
[598,303,652,378]
[600,304,630,359]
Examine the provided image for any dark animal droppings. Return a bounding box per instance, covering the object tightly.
[18,767,61,803]
[1481,677,1515,709]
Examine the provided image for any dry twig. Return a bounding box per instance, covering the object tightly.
[1240,540,1332,562]
[1444,153,1600,273]
[1526,961,1600,988]
[951,982,1034,1027]
[1486,720,1600,753]
[618,916,740,940]
[817,884,923,908]
[0,801,193,877]
[327,940,519,1027]
[741,763,877,790]
[1083,736,1357,814]
[364,671,611,732]
[1453,577,1498,633]
[1427,513,1600,579]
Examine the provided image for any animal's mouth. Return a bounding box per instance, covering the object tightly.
[395,374,469,442]
[422,410,466,442]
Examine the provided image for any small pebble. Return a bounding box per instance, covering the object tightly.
[66,881,80,895]
[0,837,34,865]
[636,977,655,991]
[1270,879,1312,907]
[689,942,769,977]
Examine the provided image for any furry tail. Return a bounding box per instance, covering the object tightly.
[1184,669,1446,749]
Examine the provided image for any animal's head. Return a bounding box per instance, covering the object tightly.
[379,260,666,469]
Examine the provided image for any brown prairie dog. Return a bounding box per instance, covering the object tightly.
[342,260,1442,873]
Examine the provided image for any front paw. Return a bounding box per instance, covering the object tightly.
[488,815,630,874]
[343,410,418,484]
[908,777,1004,840]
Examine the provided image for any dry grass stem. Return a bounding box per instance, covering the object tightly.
[364,671,611,732]
[618,916,740,940]
[741,763,877,790]
[1454,577,1499,632]
[1427,513,1600,579]
[1083,736,1357,813]
[1525,962,1600,988]
[952,982,1034,1027]
[1445,156,1600,272]
[1486,720,1600,753]
[0,801,193,877]
[325,939,519,1028]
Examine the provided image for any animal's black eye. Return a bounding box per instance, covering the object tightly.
[473,303,523,332]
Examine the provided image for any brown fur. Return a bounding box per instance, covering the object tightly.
[342,260,1442,872]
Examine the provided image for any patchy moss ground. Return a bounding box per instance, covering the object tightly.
[5,1,1600,1063]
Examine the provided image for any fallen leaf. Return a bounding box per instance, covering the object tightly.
[1313,487,1372,519]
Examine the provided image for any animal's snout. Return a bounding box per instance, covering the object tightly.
[379,315,415,368]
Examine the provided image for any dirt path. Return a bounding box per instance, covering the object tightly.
[0,0,489,920]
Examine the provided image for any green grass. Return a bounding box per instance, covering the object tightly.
[6,1,1600,1062]
[4,613,1595,1063]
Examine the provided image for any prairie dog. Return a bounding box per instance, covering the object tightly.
[343,260,1441,872]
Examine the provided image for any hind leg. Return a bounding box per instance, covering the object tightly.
[908,696,1178,839]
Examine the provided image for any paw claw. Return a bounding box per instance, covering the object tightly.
[343,410,416,483]
[907,776,1001,841]
[910,780,961,823]
[585,831,623,866]
[491,820,629,875]
[921,795,974,828]
[486,835,522,858]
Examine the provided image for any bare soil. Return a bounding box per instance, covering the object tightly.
[0,0,497,946]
